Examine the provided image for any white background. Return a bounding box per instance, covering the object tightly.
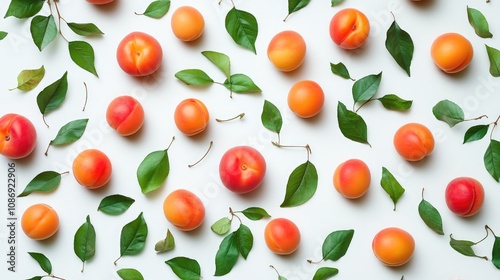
[1,0,500,279]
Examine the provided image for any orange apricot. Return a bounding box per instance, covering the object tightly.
[264,218,301,255]
[372,227,415,266]
[333,159,371,199]
[106,95,145,136]
[287,80,325,118]
[171,6,205,42]
[72,149,112,189]
[21,203,59,240]
[329,8,370,50]
[431,33,473,73]
[163,189,205,231]
[393,123,434,161]
[174,98,209,136]
[267,30,306,72]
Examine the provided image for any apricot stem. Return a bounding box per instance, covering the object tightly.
[82,82,88,112]
[188,141,213,168]
[216,113,245,122]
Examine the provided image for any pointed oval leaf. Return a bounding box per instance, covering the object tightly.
[386,20,414,76]
[331,0,343,6]
[352,72,382,103]
[380,167,405,211]
[449,234,478,257]
[432,99,465,127]
[37,71,68,116]
[223,73,261,93]
[467,6,492,38]
[117,268,144,280]
[377,94,412,111]
[69,41,98,77]
[337,101,369,145]
[11,65,45,91]
[98,194,135,215]
[211,217,232,235]
[330,62,351,80]
[74,215,96,265]
[286,0,311,20]
[175,69,214,86]
[30,15,57,52]
[484,139,500,182]
[0,31,7,40]
[50,119,89,146]
[138,0,171,19]
[120,212,148,257]
[492,236,500,269]
[214,232,239,276]
[486,45,500,77]
[5,0,45,19]
[463,124,489,144]
[27,277,43,280]
[67,22,104,36]
[137,150,170,194]
[261,100,282,134]
[166,257,201,280]
[202,51,230,79]
[155,229,175,253]
[280,161,318,207]
[313,267,339,280]
[225,8,258,54]
[18,171,61,197]
[322,229,355,261]
[28,252,52,274]
[418,197,444,235]
[241,207,271,221]
[236,224,253,259]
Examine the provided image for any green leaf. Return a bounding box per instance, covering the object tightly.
[280,161,318,207]
[380,167,405,211]
[175,69,214,86]
[337,101,369,145]
[385,20,414,76]
[432,99,465,127]
[214,231,239,276]
[352,72,382,103]
[18,171,61,197]
[261,100,283,135]
[241,207,271,221]
[484,139,500,182]
[486,45,500,77]
[225,8,258,54]
[137,0,171,19]
[331,0,343,6]
[117,268,144,280]
[69,41,98,77]
[211,217,232,235]
[48,118,89,148]
[98,194,135,215]
[492,235,500,269]
[166,257,201,280]
[118,212,148,260]
[463,124,489,144]
[37,71,68,119]
[449,234,483,258]
[0,31,7,40]
[155,229,175,253]
[27,277,43,280]
[223,73,261,93]
[330,62,351,80]
[28,252,52,274]
[467,6,492,38]
[67,22,104,36]
[418,191,444,235]
[322,229,355,261]
[377,94,412,111]
[30,15,57,52]
[74,215,96,269]
[202,51,231,79]
[137,149,170,194]
[236,224,253,259]
[286,0,311,20]
[10,65,45,91]
[313,267,339,280]
[4,0,45,19]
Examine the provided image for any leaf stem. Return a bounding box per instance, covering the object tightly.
[51,0,69,42]
[490,115,500,140]
[216,113,245,122]
[486,225,497,237]
[42,115,49,128]
[229,207,242,225]
[269,265,281,278]
[45,141,52,156]
[49,274,66,280]
[355,98,374,113]
[113,255,122,266]
[464,114,488,122]
[165,136,175,151]
[272,142,312,161]
[188,141,213,168]
[82,82,88,111]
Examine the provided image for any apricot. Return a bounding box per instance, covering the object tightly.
[431,33,473,73]
[174,98,209,136]
[287,80,325,118]
[329,8,370,50]
[171,6,205,42]
[0,113,37,159]
[21,203,59,240]
[163,189,205,231]
[106,95,145,136]
[333,159,371,199]
[264,218,301,255]
[372,227,415,267]
[393,123,434,161]
[445,177,484,217]
[72,149,112,189]
[267,30,306,72]
[86,0,114,4]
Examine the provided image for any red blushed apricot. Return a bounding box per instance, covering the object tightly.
[174,98,209,136]
[72,149,112,189]
[287,80,325,118]
[86,0,114,4]
[106,95,145,136]
[333,159,371,199]
[171,6,205,42]
[116,31,163,76]
[267,30,306,72]
[393,123,434,161]
[329,8,370,50]
[372,227,415,267]
[21,203,59,240]
[0,113,37,159]
[431,33,473,74]
[264,218,301,255]
[445,177,484,217]
[163,189,205,231]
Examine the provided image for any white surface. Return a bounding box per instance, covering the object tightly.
[1,0,500,279]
